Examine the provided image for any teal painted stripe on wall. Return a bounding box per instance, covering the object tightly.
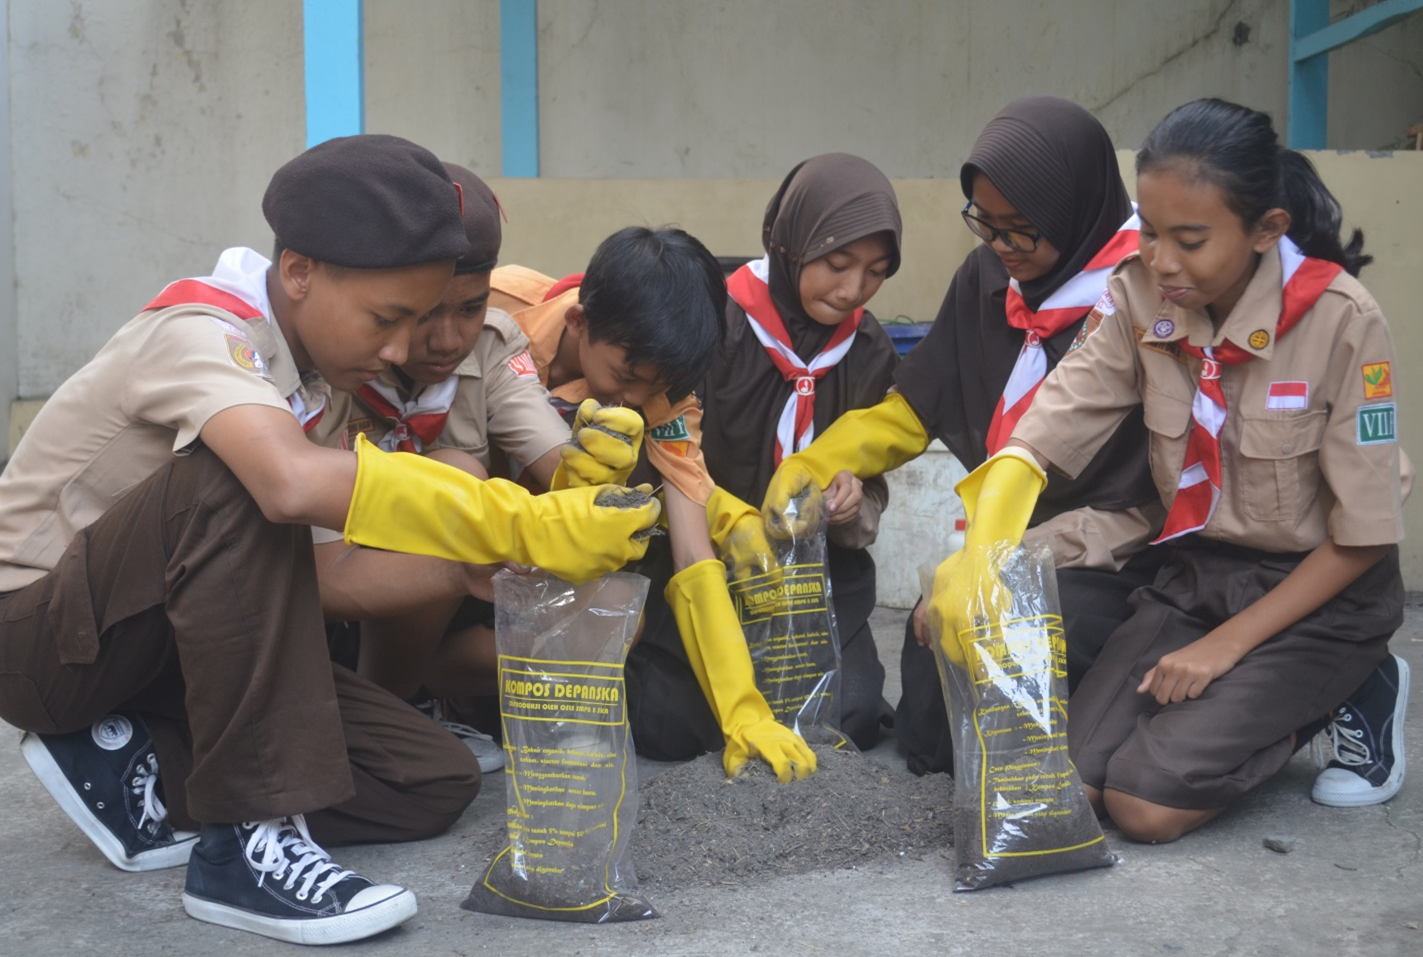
[501,0,539,177]
[304,0,365,149]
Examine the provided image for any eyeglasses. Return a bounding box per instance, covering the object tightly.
[961,202,1043,253]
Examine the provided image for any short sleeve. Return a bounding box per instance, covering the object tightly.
[122,311,291,452]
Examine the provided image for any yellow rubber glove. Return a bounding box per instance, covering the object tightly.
[665,559,817,783]
[761,391,929,534]
[550,398,645,490]
[927,447,1048,675]
[344,433,660,583]
[705,486,778,585]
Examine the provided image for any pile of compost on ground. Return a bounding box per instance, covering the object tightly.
[630,745,954,890]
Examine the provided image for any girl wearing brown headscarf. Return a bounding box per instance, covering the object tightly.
[695,153,904,753]
[755,99,1165,775]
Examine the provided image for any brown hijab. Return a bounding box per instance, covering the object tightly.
[700,152,902,509]
[761,153,903,356]
[896,96,1156,519]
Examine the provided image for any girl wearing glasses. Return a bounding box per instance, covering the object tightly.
[758,96,1163,775]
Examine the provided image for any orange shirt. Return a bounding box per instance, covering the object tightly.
[493,266,715,505]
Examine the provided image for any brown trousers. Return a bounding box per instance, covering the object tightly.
[0,446,479,844]
[1068,538,1401,809]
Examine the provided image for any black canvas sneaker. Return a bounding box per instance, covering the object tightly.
[20,713,198,871]
[411,692,505,773]
[183,815,417,945]
[1312,654,1410,807]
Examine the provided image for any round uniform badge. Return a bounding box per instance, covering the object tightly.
[1152,318,1175,338]
[1248,329,1270,349]
[92,714,134,751]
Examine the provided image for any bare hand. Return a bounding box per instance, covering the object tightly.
[823,470,863,526]
[912,598,931,647]
[1137,630,1245,705]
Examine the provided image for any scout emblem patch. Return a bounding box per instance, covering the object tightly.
[1357,403,1396,445]
[507,350,539,379]
[1248,329,1270,349]
[1265,381,1309,411]
[648,415,691,457]
[1362,362,1392,399]
[225,333,272,381]
[1152,318,1174,338]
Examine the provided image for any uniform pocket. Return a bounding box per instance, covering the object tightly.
[1237,410,1326,522]
[1142,385,1192,497]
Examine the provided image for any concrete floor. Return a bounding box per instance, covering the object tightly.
[2,603,1421,956]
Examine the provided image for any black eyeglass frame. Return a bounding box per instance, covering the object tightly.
[960,201,1044,253]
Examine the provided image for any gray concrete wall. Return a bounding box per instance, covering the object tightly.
[6,1,304,400]
[533,0,1421,177]
[0,0,17,459]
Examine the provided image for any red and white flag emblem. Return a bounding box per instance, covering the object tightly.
[1265,381,1309,410]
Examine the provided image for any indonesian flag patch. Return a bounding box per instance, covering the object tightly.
[1265,381,1309,411]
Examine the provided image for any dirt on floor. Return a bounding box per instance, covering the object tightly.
[630,744,955,891]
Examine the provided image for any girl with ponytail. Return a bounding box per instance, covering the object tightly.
[940,97,1409,843]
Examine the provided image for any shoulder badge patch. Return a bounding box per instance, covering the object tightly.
[1357,403,1396,446]
[225,333,272,381]
[1362,362,1392,399]
[508,350,539,379]
[648,415,691,443]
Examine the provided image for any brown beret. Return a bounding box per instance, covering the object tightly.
[263,134,469,269]
[441,163,503,275]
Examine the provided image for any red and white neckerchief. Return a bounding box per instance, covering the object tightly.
[144,247,328,432]
[727,257,861,465]
[1153,237,1342,543]
[357,376,459,453]
[986,211,1141,455]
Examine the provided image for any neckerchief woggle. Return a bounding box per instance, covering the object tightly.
[727,256,861,465]
[1153,236,1342,542]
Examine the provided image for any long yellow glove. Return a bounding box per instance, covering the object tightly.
[705,486,778,585]
[761,391,930,530]
[344,434,660,583]
[928,447,1048,674]
[550,399,644,490]
[665,559,817,783]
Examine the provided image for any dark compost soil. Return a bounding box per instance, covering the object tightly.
[630,746,954,890]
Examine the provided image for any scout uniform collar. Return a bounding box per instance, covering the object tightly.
[144,247,328,429]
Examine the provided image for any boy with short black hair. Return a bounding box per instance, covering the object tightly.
[0,136,658,946]
[495,227,820,784]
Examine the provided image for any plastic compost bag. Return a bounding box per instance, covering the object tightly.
[919,542,1116,891]
[729,484,848,749]
[462,570,657,923]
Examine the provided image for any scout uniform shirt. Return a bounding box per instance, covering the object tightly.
[0,247,335,592]
[330,309,568,471]
[1013,247,1407,555]
[491,266,716,505]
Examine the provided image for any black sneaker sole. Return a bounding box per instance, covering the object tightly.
[182,886,417,945]
[20,731,199,872]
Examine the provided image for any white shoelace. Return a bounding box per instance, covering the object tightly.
[243,815,353,904]
[423,700,497,746]
[130,753,167,831]
[1327,712,1371,767]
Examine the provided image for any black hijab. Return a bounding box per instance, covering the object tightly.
[895,96,1156,518]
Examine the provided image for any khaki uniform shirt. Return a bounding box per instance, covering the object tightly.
[493,266,717,505]
[1014,248,1406,553]
[0,248,333,591]
[330,309,567,469]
